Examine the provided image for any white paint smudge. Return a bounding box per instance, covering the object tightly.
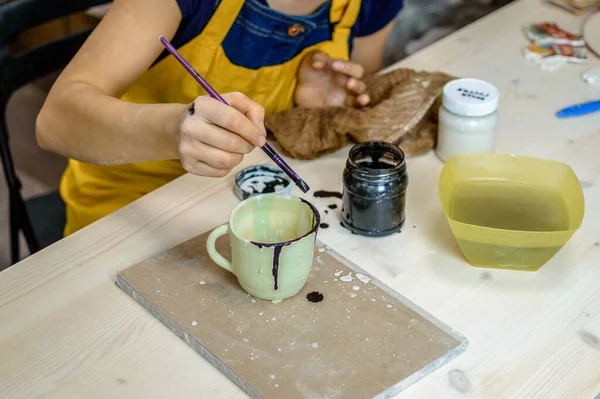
[311,342,319,348]
[449,369,471,393]
[191,320,198,326]
[352,285,360,291]
[318,247,326,253]
[243,338,249,343]
[340,273,353,282]
[199,281,206,285]
[386,304,392,309]
[269,374,276,380]
[334,271,343,277]
[356,273,370,284]
[350,293,357,298]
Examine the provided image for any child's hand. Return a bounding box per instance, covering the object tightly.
[294,50,370,108]
[177,93,266,177]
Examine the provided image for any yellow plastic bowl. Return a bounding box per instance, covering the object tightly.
[439,153,584,271]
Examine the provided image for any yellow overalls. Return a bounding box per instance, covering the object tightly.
[59,0,361,236]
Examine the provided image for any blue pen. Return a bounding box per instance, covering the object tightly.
[556,100,600,118]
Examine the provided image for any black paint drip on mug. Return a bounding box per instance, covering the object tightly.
[272,246,283,290]
[252,242,291,290]
[250,197,319,291]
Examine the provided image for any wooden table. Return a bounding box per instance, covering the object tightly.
[2,0,600,397]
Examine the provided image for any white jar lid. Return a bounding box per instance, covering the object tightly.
[442,78,499,117]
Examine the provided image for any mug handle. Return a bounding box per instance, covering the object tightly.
[206,224,234,274]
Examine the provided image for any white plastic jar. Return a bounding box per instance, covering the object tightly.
[436,78,500,162]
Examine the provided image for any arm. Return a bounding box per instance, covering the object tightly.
[36,0,265,177]
[351,20,396,74]
[37,0,183,163]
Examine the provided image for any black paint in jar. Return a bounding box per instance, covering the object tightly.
[341,141,408,237]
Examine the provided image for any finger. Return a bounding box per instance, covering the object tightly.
[195,95,265,147]
[180,112,254,154]
[222,92,266,136]
[344,93,371,108]
[311,51,329,69]
[180,139,244,171]
[313,60,325,69]
[346,77,367,95]
[331,60,364,79]
[183,159,231,178]
[196,123,254,154]
[335,73,349,88]
[357,94,370,106]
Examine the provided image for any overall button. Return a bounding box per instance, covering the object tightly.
[287,24,304,37]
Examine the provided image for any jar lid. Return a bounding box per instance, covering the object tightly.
[442,78,499,117]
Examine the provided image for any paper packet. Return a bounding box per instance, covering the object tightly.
[525,22,585,46]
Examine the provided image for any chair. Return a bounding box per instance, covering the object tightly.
[0,0,109,266]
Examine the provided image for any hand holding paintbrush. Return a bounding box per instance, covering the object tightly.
[159,36,310,193]
[176,92,267,178]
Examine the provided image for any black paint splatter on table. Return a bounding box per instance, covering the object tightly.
[306,292,324,303]
[313,190,342,199]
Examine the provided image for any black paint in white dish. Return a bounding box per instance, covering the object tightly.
[235,165,292,201]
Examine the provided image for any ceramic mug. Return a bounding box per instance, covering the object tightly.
[206,194,320,301]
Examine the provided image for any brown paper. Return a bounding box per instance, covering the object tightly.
[265,68,456,159]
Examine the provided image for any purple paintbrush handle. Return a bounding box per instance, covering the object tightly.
[159,36,227,104]
[261,143,301,181]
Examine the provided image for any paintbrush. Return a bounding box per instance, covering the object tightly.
[158,35,310,194]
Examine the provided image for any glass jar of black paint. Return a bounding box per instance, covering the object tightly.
[341,141,408,237]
